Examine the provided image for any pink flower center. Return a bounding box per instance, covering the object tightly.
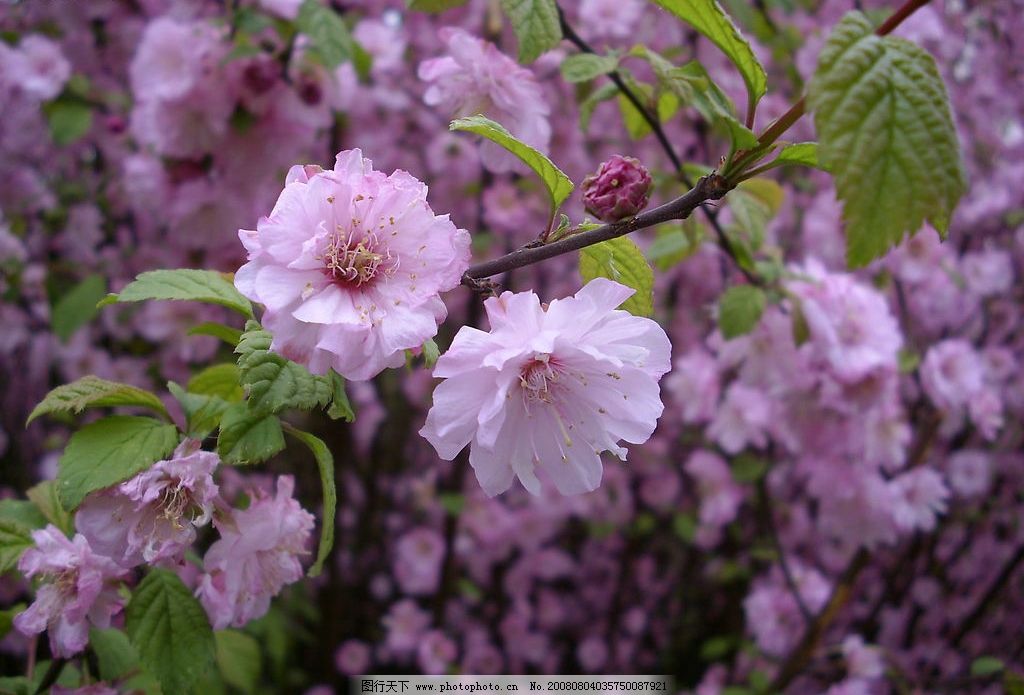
[519,353,559,405]
[322,228,396,287]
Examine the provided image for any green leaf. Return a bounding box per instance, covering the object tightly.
[561,53,619,83]
[700,635,737,660]
[439,493,465,516]
[971,657,1005,677]
[672,513,697,542]
[126,569,215,695]
[57,416,179,511]
[648,0,767,114]
[406,0,469,11]
[283,426,335,577]
[215,630,261,693]
[725,177,784,250]
[90,627,141,682]
[808,12,966,267]
[0,604,25,641]
[296,0,371,77]
[168,382,231,440]
[774,142,820,168]
[647,219,705,271]
[235,325,331,415]
[0,500,46,531]
[25,481,72,537]
[579,237,654,317]
[51,274,106,343]
[579,83,619,132]
[216,403,285,465]
[730,453,769,483]
[326,370,355,422]
[422,339,441,370]
[188,363,245,402]
[451,115,574,214]
[103,269,254,318]
[28,376,168,425]
[500,0,561,64]
[188,322,243,346]
[718,285,766,339]
[0,519,34,574]
[43,97,94,145]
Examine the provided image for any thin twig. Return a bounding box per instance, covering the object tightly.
[758,478,813,625]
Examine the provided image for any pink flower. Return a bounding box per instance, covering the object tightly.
[394,526,445,596]
[417,630,457,674]
[420,279,672,496]
[335,639,372,675]
[196,476,314,629]
[685,450,745,527]
[889,468,948,533]
[13,526,129,658]
[75,440,220,568]
[707,383,772,454]
[581,155,653,222]
[382,599,431,654]
[235,149,471,381]
[578,0,645,39]
[11,36,71,101]
[920,339,1000,430]
[945,450,991,498]
[418,28,551,173]
[841,635,885,679]
[744,563,830,656]
[664,349,720,423]
[130,18,221,103]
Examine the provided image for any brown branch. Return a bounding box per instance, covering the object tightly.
[463,174,731,284]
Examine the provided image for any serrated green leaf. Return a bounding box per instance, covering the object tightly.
[235,324,331,415]
[283,425,335,577]
[28,376,168,425]
[406,0,469,11]
[296,0,371,77]
[43,97,93,145]
[0,500,46,532]
[808,12,966,267]
[127,569,215,695]
[58,416,179,511]
[216,630,261,693]
[168,382,231,440]
[561,53,619,83]
[649,0,767,115]
[105,269,254,317]
[0,519,34,574]
[188,363,244,402]
[725,177,784,250]
[579,237,654,317]
[718,285,765,339]
[25,481,72,537]
[971,656,1005,677]
[326,370,355,422]
[90,627,141,682]
[648,219,706,271]
[216,403,285,465]
[774,142,820,168]
[188,322,244,346]
[451,115,573,215]
[579,83,619,132]
[500,0,561,63]
[51,274,106,343]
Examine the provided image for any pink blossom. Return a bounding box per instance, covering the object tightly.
[576,636,608,672]
[417,630,457,674]
[382,599,431,654]
[743,563,830,656]
[581,155,653,222]
[420,279,672,496]
[196,476,314,629]
[889,468,949,533]
[664,349,720,423]
[685,450,745,527]
[75,440,220,568]
[920,339,985,412]
[962,247,1013,297]
[335,639,372,675]
[707,383,772,454]
[13,526,129,658]
[578,0,645,39]
[394,526,445,596]
[418,28,551,173]
[235,149,471,381]
[11,36,71,101]
[841,635,885,679]
[945,450,992,498]
[130,18,221,103]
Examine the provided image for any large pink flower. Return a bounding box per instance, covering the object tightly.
[235,149,471,380]
[418,28,551,173]
[13,526,129,658]
[420,279,672,496]
[196,476,314,629]
[75,440,221,568]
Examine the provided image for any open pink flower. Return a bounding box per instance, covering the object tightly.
[196,476,314,629]
[420,279,672,496]
[13,526,129,658]
[75,440,220,568]
[235,149,471,381]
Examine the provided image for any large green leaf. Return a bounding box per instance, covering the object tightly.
[57,416,179,511]
[51,274,106,343]
[90,628,142,682]
[718,284,766,339]
[808,12,966,267]
[236,325,331,415]
[28,376,168,425]
[25,481,72,537]
[215,630,262,693]
[126,570,215,695]
[188,363,245,402]
[216,403,285,466]
[500,0,561,63]
[168,382,232,440]
[579,237,655,317]
[101,269,254,318]
[450,115,574,214]
[0,519,34,575]
[648,0,767,114]
[283,425,336,577]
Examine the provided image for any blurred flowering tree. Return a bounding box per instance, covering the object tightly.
[0,0,1022,693]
